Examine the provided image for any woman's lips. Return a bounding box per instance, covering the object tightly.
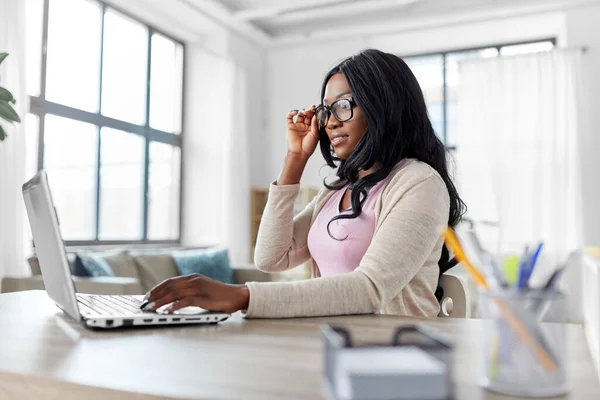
[331,135,349,146]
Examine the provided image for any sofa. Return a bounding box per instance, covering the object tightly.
[0,248,276,295]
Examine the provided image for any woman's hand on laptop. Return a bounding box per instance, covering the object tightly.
[141,274,250,314]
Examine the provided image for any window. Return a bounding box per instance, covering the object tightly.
[403,39,555,148]
[26,0,184,244]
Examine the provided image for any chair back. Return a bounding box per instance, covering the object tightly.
[438,272,471,318]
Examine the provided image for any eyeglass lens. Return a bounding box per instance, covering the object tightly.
[316,99,353,127]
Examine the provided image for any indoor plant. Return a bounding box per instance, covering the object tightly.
[0,52,21,141]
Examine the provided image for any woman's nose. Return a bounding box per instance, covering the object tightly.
[326,113,341,129]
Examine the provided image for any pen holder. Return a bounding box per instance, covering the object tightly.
[478,289,569,397]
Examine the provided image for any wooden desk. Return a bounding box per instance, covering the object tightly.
[0,291,599,399]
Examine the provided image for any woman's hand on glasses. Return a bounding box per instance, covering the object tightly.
[286,105,319,161]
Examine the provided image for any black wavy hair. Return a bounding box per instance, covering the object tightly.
[319,49,466,274]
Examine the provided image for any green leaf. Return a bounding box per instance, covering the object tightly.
[0,53,7,66]
[0,100,20,123]
[0,87,14,102]
[0,124,6,141]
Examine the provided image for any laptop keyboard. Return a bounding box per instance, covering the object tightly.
[77,294,145,316]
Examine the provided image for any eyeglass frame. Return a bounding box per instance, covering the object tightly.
[315,97,357,128]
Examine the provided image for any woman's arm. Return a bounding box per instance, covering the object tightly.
[245,172,450,318]
[253,184,316,272]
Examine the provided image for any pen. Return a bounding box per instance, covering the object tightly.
[543,265,565,290]
[522,242,543,289]
[531,262,568,316]
[517,246,530,289]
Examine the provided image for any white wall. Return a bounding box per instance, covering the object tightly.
[228,35,268,187]
[264,12,566,188]
[564,4,600,247]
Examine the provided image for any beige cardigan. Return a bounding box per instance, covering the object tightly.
[245,158,450,318]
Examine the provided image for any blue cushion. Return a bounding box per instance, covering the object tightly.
[173,248,234,284]
[72,255,91,277]
[77,253,115,277]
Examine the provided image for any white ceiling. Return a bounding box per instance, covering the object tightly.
[107,0,599,46]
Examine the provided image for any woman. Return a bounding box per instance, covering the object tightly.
[142,49,465,318]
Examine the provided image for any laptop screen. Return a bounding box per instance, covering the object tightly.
[22,170,81,321]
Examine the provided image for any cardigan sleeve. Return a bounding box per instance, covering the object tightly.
[253,181,320,273]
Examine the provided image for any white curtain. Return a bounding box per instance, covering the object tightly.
[182,47,250,267]
[0,0,29,280]
[220,63,250,266]
[455,49,584,318]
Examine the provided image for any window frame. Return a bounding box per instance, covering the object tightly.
[28,0,186,246]
[401,37,557,149]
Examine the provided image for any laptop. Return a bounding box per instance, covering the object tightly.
[22,170,230,329]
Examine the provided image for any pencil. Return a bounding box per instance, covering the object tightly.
[442,229,489,289]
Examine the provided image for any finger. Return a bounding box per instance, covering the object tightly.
[146,275,188,302]
[147,275,196,303]
[148,274,210,309]
[310,115,319,139]
[303,109,315,127]
[145,277,178,303]
[293,110,306,124]
[164,297,197,312]
[149,288,206,311]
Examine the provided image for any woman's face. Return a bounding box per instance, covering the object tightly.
[322,73,368,160]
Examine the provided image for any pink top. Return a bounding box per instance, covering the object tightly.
[307,178,389,277]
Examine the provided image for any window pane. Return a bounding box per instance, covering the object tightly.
[44,115,97,240]
[46,0,102,111]
[24,114,40,179]
[446,48,499,147]
[404,55,444,140]
[150,34,183,133]
[101,9,148,125]
[25,0,44,97]
[99,128,145,240]
[500,41,554,56]
[148,143,180,240]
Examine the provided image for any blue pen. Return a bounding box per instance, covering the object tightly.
[522,242,544,289]
[516,246,530,288]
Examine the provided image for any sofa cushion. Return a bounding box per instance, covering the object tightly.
[72,255,91,277]
[131,254,179,293]
[172,248,234,284]
[77,253,115,277]
[101,251,140,279]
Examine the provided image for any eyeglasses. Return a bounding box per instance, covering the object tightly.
[315,98,357,128]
